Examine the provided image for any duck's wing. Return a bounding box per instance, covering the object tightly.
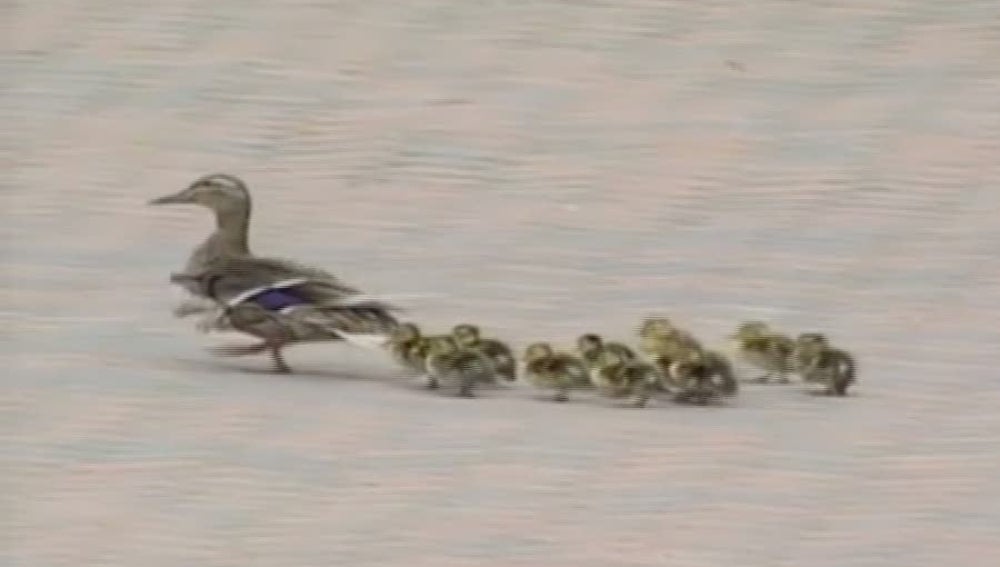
[178,259,401,349]
[201,255,360,296]
[174,255,406,311]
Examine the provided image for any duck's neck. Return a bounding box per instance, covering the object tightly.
[212,203,251,255]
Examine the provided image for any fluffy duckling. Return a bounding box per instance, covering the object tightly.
[577,333,636,369]
[668,349,738,405]
[793,333,857,396]
[387,322,428,373]
[522,342,590,402]
[637,316,703,388]
[730,320,796,383]
[589,349,660,408]
[422,335,495,398]
[452,323,516,382]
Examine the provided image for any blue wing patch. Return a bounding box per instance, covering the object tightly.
[225,278,311,312]
[251,287,309,311]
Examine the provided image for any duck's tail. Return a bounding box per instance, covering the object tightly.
[332,329,392,350]
[327,292,444,312]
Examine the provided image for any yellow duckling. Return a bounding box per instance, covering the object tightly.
[668,349,738,405]
[730,320,796,383]
[422,335,495,398]
[577,333,636,370]
[589,349,660,408]
[452,323,516,382]
[793,333,857,396]
[636,316,704,387]
[522,342,590,402]
[387,322,427,372]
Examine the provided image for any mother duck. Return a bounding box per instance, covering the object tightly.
[149,173,401,372]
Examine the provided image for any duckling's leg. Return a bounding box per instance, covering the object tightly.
[630,383,651,408]
[673,382,710,406]
[422,374,439,390]
[746,372,773,383]
[457,373,477,398]
[825,374,851,396]
[717,375,739,397]
[553,381,570,403]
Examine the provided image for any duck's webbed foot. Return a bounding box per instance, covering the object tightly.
[210,342,270,357]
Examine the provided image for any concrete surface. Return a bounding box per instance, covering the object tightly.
[4,1,1000,565]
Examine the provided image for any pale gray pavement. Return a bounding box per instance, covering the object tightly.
[4,1,1000,566]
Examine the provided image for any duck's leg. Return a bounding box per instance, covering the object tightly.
[268,342,292,374]
[210,342,270,357]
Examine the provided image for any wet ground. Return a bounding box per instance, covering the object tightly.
[5,1,1000,565]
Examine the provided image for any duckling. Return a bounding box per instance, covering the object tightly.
[702,349,739,397]
[576,333,636,369]
[668,349,737,405]
[636,317,703,388]
[422,335,495,398]
[174,255,401,373]
[729,320,796,383]
[451,323,516,382]
[387,322,426,372]
[589,349,660,408]
[522,342,590,402]
[793,333,857,396]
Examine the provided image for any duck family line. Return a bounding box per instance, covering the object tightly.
[150,173,857,407]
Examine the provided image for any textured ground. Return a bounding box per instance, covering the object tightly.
[4,1,1000,566]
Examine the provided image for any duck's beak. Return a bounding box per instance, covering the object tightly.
[148,186,196,205]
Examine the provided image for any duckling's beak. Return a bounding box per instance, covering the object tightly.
[148,186,196,205]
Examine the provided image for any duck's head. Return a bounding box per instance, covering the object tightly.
[391,322,421,342]
[576,333,604,354]
[149,173,250,214]
[524,342,553,362]
[597,348,624,367]
[731,320,769,340]
[684,349,706,365]
[795,332,828,354]
[452,323,481,346]
[428,335,459,356]
[639,317,674,338]
[797,332,827,344]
